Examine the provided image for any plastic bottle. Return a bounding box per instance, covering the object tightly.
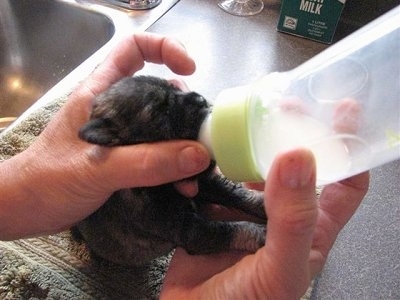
[199,6,400,185]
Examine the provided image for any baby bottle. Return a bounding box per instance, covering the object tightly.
[199,6,400,185]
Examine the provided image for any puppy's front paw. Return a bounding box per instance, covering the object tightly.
[230,222,266,252]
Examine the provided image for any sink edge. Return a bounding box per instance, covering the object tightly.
[1,0,179,136]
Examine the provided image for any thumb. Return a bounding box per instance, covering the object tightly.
[262,148,318,297]
[91,140,210,189]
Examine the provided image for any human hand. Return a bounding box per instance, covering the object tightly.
[0,33,210,240]
[161,148,369,299]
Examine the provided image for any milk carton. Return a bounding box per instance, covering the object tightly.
[277,0,346,44]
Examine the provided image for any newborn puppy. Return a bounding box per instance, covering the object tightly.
[74,76,266,266]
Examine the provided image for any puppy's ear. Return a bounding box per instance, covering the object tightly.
[79,118,120,146]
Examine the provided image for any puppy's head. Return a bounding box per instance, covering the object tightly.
[79,76,210,146]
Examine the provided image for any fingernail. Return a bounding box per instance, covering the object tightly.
[179,146,209,174]
[279,150,315,189]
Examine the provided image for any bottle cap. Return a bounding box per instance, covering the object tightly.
[210,85,263,182]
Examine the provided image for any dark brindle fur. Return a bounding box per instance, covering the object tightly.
[73,76,266,266]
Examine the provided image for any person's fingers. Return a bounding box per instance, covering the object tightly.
[319,172,369,228]
[80,33,195,98]
[333,97,362,133]
[309,171,369,275]
[245,182,264,191]
[160,248,245,299]
[45,33,197,147]
[174,179,199,198]
[133,33,196,76]
[168,78,191,92]
[259,148,318,297]
[167,149,319,299]
[67,33,195,109]
[163,149,319,299]
[84,140,210,190]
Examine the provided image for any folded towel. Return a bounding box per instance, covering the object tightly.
[0,96,67,161]
[0,97,169,299]
[0,232,170,299]
[0,95,313,299]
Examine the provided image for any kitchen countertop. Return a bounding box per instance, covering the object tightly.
[138,0,328,101]
[141,1,400,299]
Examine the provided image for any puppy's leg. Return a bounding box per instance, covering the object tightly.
[196,173,266,220]
[176,213,265,255]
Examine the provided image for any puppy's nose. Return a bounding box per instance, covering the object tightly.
[197,95,209,106]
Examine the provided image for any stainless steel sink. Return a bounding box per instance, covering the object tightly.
[0,0,114,121]
[0,0,179,132]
